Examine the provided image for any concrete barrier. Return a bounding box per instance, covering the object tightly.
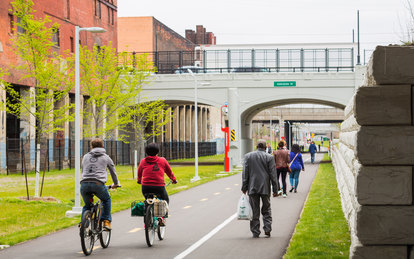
[332,45,414,259]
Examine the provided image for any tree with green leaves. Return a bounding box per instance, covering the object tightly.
[1,0,74,197]
[118,99,171,162]
[79,44,156,140]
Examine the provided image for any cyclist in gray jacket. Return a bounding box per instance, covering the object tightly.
[81,138,121,230]
[242,139,279,238]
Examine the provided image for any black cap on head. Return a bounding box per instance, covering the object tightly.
[145,143,159,156]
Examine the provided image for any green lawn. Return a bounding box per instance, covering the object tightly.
[0,162,232,245]
[284,154,350,258]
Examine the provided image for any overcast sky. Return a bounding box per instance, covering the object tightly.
[118,0,410,55]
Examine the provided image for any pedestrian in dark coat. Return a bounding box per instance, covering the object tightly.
[309,141,317,163]
[242,139,279,238]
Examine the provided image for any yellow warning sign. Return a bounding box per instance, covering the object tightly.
[231,129,235,141]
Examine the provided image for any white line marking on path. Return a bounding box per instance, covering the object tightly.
[174,213,237,259]
[214,192,221,195]
[128,228,142,233]
[234,183,239,186]
[200,198,208,201]
[183,205,192,209]
[225,187,231,190]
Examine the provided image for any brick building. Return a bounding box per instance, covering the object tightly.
[185,25,216,45]
[0,0,118,173]
[118,16,195,53]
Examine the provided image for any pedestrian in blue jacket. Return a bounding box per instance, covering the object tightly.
[308,141,317,163]
[289,144,305,193]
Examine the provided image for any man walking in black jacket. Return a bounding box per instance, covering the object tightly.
[242,139,279,238]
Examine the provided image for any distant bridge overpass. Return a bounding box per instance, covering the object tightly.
[142,67,364,167]
[139,45,365,167]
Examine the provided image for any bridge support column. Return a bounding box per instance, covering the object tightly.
[179,105,185,142]
[165,107,172,142]
[202,107,208,141]
[185,106,191,142]
[228,88,241,168]
[173,106,179,142]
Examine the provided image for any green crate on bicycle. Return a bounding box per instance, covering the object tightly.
[131,201,145,217]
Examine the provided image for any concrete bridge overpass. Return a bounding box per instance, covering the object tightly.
[142,64,365,167]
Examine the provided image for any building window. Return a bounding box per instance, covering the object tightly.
[66,0,70,19]
[8,14,14,34]
[111,9,114,25]
[16,17,26,34]
[95,0,101,19]
[70,36,74,53]
[107,6,110,24]
[52,28,60,47]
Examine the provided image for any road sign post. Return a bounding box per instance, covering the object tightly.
[220,105,230,172]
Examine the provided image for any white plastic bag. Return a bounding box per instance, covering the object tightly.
[237,194,252,220]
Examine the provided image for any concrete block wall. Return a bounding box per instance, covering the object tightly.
[332,45,414,259]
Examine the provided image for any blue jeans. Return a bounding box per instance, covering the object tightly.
[289,169,301,189]
[81,182,112,221]
[311,152,315,163]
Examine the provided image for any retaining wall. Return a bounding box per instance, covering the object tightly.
[332,45,414,259]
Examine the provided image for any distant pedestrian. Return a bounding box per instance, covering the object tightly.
[309,141,317,164]
[289,144,305,193]
[242,139,279,238]
[273,141,290,198]
[266,144,272,154]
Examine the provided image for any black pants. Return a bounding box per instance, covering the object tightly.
[277,167,288,194]
[249,194,271,236]
[142,185,169,204]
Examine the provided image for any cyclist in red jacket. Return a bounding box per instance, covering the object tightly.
[137,143,177,204]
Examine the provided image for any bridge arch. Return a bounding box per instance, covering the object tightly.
[239,97,346,157]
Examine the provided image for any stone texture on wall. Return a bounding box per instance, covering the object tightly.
[332,45,414,259]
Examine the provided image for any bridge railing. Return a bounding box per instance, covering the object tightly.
[130,48,355,74]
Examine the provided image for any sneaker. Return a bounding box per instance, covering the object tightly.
[277,190,283,196]
[282,193,287,198]
[294,189,297,193]
[103,220,112,230]
[289,187,294,193]
[264,232,271,237]
[252,234,260,238]
[158,217,166,226]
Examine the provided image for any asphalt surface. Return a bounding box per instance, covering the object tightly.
[0,153,323,259]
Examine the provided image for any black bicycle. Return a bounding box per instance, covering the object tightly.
[79,185,116,256]
[143,193,168,247]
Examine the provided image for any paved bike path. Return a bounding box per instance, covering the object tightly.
[0,153,323,259]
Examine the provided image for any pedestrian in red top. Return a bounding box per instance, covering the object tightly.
[137,143,177,203]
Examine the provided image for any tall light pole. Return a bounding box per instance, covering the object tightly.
[187,70,210,182]
[66,26,106,217]
[187,69,200,182]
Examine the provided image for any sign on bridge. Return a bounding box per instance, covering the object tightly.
[274,81,296,87]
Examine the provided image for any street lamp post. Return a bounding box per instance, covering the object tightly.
[187,69,200,182]
[187,70,210,182]
[66,26,106,217]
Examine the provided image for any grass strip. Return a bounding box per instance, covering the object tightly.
[0,157,232,246]
[284,154,350,258]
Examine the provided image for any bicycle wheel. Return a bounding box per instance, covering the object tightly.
[144,204,155,247]
[80,210,94,256]
[157,218,166,240]
[98,201,111,248]
[99,221,111,248]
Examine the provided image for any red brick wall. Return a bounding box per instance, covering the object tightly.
[118,17,195,53]
[0,0,118,85]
